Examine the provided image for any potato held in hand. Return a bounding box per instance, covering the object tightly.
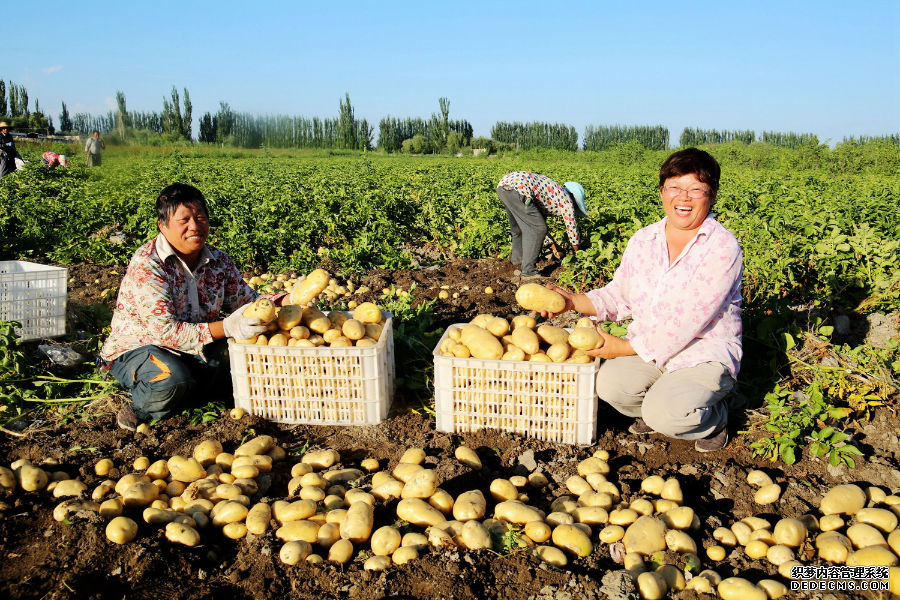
[290,269,330,306]
[242,297,277,325]
[515,284,565,314]
[568,327,604,350]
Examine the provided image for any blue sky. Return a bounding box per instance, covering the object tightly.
[7,0,899,145]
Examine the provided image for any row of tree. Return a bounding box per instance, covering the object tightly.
[0,79,53,133]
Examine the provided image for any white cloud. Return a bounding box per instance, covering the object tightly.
[42,65,63,74]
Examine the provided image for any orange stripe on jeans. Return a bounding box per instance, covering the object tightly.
[148,354,172,383]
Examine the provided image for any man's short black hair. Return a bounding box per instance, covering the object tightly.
[156,184,210,225]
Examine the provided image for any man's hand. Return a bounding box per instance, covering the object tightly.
[586,329,636,360]
[222,311,266,340]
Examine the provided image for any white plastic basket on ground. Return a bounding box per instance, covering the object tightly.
[0,261,67,341]
[229,311,394,426]
[432,325,600,445]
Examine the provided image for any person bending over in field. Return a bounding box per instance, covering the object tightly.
[541,149,743,452]
[496,172,587,280]
[99,183,293,430]
[42,151,68,167]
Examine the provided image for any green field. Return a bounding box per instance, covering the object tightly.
[1,140,898,465]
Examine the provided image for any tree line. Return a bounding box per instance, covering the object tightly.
[4,77,897,151]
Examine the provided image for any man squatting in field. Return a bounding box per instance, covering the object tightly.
[100,183,294,430]
[496,172,587,279]
[542,149,743,452]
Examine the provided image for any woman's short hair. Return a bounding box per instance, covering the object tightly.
[659,148,721,197]
[156,184,210,225]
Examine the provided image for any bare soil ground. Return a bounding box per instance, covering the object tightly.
[1,256,897,600]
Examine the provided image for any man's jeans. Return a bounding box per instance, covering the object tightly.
[497,185,547,276]
[108,340,230,421]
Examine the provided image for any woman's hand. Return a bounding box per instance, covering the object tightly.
[586,329,636,360]
[539,283,578,318]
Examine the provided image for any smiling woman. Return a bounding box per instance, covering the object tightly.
[538,148,744,453]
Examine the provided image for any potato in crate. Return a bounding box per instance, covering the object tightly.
[433,324,600,445]
[229,311,394,425]
[0,261,67,341]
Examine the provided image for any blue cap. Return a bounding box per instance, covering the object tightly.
[564,182,587,215]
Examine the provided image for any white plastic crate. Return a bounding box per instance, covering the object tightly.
[433,325,600,445]
[229,312,394,426]
[0,261,67,341]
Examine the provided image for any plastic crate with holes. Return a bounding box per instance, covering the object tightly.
[433,326,600,445]
[228,311,394,425]
[0,261,67,341]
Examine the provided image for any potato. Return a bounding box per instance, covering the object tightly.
[857,507,899,533]
[609,508,639,526]
[665,530,697,554]
[212,501,249,527]
[773,518,807,547]
[629,499,654,516]
[453,490,486,522]
[820,484,867,516]
[484,317,509,338]
[328,538,355,564]
[454,446,481,470]
[370,525,402,556]
[372,479,405,501]
[640,475,665,496]
[315,522,341,548]
[322,468,364,487]
[754,483,782,505]
[766,544,795,566]
[231,455,273,473]
[401,469,437,499]
[491,479,520,502]
[622,516,667,556]
[15,464,48,491]
[746,470,774,488]
[494,501,544,525]
[54,498,99,521]
[340,502,375,543]
[352,302,383,324]
[123,481,159,508]
[718,577,767,600]
[546,342,571,362]
[662,506,694,530]
[246,503,271,535]
[273,499,317,524]
[636,571,667,600]
[106,516,139,544]
[458,520,492,550]
[291,269,330,306]
[568,327,602,350]
[94,459,114,477]
[167,456,206,483]
[459,325,503,360]
[511,314,537,330]
[707,545,727,561]
[192,440,223,467]
[276,520,320,543]
[99,498,124,519]
[242,297,277,325]
[301,449,340,470]
[427,489,455,515]
[515,284,565,313]
[757,579,789,599]
[846,546,899,567]
[276,304,303,330]
[52,479,88,498]
[536,324,568,346]
[392,546,418,565]
[846,523,887,549]
[510,326,540,354]
[573,507,610,526]
[280,540,313,565]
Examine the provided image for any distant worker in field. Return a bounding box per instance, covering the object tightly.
[496,171,587,280]
[100,183,295,430]
[84,130,105,167]
[42,151,69,167]
[540,148,743,452]
[0,122,23,177]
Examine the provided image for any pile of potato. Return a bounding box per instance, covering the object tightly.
[245,269,372,309]
[437,313,598,363]
[235,297,387,348]
[4,432,900,597]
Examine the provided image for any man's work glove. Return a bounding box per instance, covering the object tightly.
[222,311,266,340]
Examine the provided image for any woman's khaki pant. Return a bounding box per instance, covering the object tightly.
[596,355,736,440]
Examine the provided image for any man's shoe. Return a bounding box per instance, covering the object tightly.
[695,427,729,452]
[628,419,654,435]
[116,405,139,431]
